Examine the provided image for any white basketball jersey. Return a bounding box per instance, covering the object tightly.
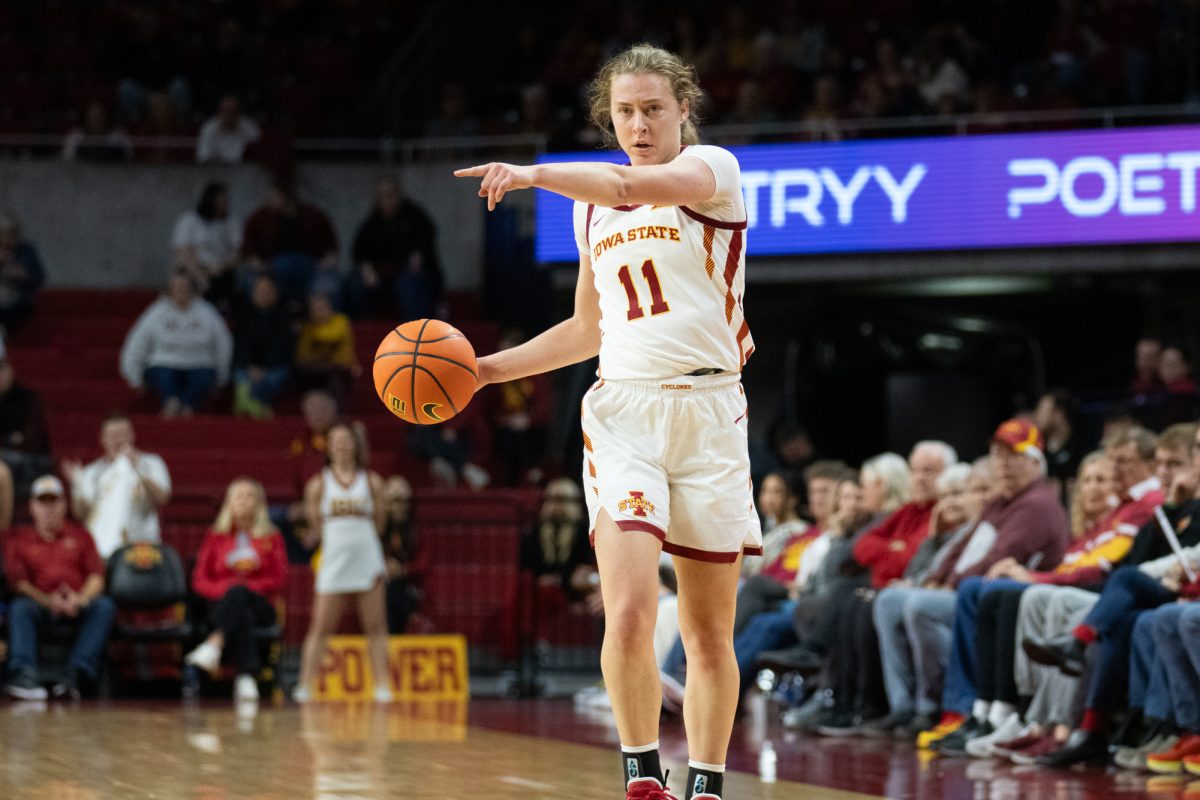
[573,144,753,380]
[319,468,374,537]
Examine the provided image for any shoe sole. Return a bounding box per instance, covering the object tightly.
[1185,762,1200,776]
[816,726,862,737]
[1021,641,1083,677]
[1146,760,1184,774]
[7,686,48,701]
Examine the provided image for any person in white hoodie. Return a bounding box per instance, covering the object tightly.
[120,270,233,416]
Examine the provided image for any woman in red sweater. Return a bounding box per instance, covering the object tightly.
[184,478,288,702]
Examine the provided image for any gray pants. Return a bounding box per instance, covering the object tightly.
[1014,585,1097,726]
[873,586,956,716]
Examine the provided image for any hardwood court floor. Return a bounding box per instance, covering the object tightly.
[0,697,1193,800]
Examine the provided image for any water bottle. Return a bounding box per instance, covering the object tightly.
[759,740,777,783]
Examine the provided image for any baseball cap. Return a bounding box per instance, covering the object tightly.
[991,418,1045,459]
[31,474,64,500]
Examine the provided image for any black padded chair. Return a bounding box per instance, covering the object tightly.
[106,542,194,689]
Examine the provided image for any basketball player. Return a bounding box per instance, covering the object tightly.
[456,44,759,800]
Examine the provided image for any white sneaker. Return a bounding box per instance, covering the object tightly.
[373,686,394,703]
[292,685,311,704]
[234,675,259,702]
[185,642,222,675]
[966,714,1025,758]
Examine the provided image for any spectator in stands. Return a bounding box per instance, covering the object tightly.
[133,91,193,163]
[0,349,52,494]
[1032,389,1079,502]
[0,213,46,335]
[383,476,426,634]
[3,475,115,701]
[876,419,1071,750]
[62,100,133,162]
[524,477,593,599]
[769,424,818,478]
[196,94,261,164]
[183,478,288,703]
[241,179,340,309]
[350,176,445,322]
[744,472,809,579]
[1131,337,1164,395]
[1153,344,1200,426]
[294,423,392,704]
[63,414,171,559]
[276,390,344,562]
[113,11,192,124]
[803,75,842,141]
[809,442,956,735]
[294,291,359,407]
[819,460,989,738]
[408,401,492,490]
[232,275,293,419]
[732,460,851,635]
[930,451,1135,757]
[171,181,241,311]
[120,270,232,417]
[487,330,552,486]
[728,470,862,692]
[1013,424,1200,767]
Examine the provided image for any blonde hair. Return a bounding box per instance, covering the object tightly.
[1070,451,1110,537]
[212,478,274,538]
[587,43,703,149]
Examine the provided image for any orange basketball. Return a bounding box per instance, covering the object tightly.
[373,319,478,425]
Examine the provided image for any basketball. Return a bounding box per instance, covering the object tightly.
[373,319,478,425]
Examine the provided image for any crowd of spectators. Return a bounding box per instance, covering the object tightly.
[623,395,1200,778]
[6,274,1200,786]
[0,0,1191,157]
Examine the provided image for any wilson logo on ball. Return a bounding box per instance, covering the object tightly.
[373,319,479,425]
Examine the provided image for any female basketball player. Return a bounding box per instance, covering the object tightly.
[293,423,393,703]
[456,44,758,800]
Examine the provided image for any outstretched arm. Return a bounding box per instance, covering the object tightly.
[454,156,717,211]
[476,253,601,389]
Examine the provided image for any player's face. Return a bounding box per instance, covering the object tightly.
[610,72,688,166]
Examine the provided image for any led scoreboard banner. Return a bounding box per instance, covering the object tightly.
[534,125,1200,262]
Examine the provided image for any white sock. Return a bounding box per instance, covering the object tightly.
[972,700,990,722]
[622,740,659,754]
[988,701,1018,728]
[687,760,725,773]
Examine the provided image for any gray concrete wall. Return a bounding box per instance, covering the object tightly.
[0,160,487,289]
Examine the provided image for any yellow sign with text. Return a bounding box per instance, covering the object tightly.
[314,635,468,701]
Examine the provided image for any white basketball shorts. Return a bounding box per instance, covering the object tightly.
[580,373,763,563]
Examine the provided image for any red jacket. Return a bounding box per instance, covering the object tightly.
[851,501,936,588]
[191,528,288,602]
[3,522,103,595]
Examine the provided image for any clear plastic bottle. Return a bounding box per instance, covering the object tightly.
[759,740,777,783]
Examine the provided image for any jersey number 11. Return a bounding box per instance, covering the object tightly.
[617,259,670,321]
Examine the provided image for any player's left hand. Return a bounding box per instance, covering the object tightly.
[454,162,535,211]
